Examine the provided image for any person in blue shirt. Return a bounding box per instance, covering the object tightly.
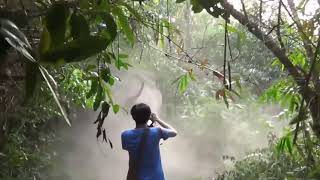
[121,103,177,180]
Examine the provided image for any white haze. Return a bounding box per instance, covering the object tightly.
[56,68,286,180]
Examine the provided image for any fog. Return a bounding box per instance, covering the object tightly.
[55,68,285,180]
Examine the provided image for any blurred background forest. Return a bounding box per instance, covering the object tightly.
[1,0,320,179]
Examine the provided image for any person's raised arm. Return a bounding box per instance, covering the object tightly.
[150,113,177,138]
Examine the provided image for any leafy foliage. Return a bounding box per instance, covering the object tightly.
[216,135,320,179]
[0,0,143,127]
[0,0,146,178]
[174,70,196,94]
[260,79,300,115]
[0,82,66,179]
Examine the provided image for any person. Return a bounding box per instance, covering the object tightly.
[121,103,177,180]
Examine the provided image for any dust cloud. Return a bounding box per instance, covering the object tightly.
[56,68,283,180]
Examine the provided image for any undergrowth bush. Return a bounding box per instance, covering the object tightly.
[216,134,320,180]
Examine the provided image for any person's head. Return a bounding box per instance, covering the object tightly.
[130,103,151,125]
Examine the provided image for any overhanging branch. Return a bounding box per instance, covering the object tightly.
[200,0,314,100]
[220,2,302,83]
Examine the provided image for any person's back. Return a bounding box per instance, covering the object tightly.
[121,103,177,180]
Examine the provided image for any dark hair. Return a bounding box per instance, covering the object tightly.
[130,103,151,124]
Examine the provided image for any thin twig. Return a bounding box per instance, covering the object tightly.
[201,22,210,48]
[228,61,231,90]
[223,20,228,88]
[277,0,285,50]
[240,0,248,18]
[166,0,171,52]
[139,43,144,64]
[190,23,210,59]
[19,0,26,14]
[266,24,279,36]
[141,19,196,63]
[227,31,235,61]
[281,1,316,49]
[259,0,263,27]
[147,44,218,73]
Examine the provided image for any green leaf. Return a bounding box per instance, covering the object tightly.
[276,133,293,155]
[112,104,120,113]
[107,52,117,60]
[45,2,69,47]
[159,21,164,48]
[93,83,104,111]
[177,74,189,94]
[103,53,111,64]
[226,24,238,33]
[108,75,115,86]
[161,19,176,35]
[101,81,114,104]
[86,78,98,99]
[112,7,135,46]
[102,13,117,42]
[222,91,229,108]
[289,50,307,70]
[286,136,293,154]
[271,58,285,71]
[100,67,111,83]
[102,101,110,116]
[276,137,286,154]
[70,12,90,39]
[42,36,112,63]
[119,2,143,22]
[115,58,132,70]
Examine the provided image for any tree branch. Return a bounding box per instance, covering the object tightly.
[220,2,301,81]
[200,0,315,101]
[277,0,285,50]
[285,0,315,62]
[240,0,248,18]
[259,0,263,27]
[223,20,228,88]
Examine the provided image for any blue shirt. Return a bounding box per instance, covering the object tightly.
[121,127,173,180]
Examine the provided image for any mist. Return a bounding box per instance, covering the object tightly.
[55,68,284,180]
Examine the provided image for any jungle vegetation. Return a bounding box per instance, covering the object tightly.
[0,0,320,179]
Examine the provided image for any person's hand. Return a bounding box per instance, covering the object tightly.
[150,113,159,122]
